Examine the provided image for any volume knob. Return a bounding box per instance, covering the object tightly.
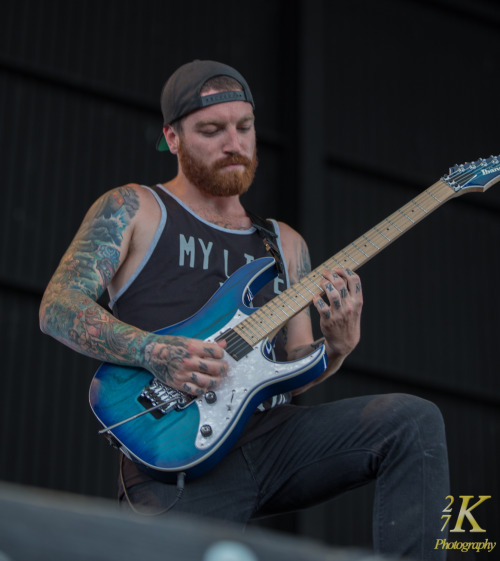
[200,424,213,438]
[205,391,217,404]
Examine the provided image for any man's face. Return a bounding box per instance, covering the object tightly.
[174,96,258,197]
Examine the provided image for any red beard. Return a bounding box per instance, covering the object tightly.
[178,140,258,197]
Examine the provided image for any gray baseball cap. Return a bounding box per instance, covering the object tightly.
[156,60,255,151]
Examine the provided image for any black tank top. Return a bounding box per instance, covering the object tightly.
[115,186,299,488]
[110,185,288,346]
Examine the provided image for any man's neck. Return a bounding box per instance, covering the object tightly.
[163,176,252,230]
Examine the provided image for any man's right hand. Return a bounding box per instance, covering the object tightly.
[143,336,228,396]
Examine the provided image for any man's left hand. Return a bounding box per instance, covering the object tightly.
[313,268,363,359]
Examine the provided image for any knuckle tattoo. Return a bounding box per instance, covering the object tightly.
[203,346,216,358]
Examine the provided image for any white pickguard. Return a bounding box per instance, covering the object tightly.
[193,309,326,450]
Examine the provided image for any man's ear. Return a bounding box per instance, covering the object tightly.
[163,125,179,154]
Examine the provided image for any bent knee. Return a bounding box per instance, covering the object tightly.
[365,393,445,433]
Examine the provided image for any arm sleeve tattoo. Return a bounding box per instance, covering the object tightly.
[39,187,157,367]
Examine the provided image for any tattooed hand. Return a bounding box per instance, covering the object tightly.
[143,336,228,396]
[312,268,363,359]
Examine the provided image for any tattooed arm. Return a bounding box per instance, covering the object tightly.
[39,185,227,396]
[277,222,363,395]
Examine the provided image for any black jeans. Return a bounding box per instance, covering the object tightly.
[122,393,450,560]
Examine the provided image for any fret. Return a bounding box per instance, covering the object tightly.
[398,209,415,224]
[240,324,270,344]
[254,308,280,328]
[352,242,369,258]
[239,319,264,341]
[373,226,391,241]
[328,256,345,269]
[273,302,292,318]
[275,294,297,314]
[251,308,281,335]
[307,276,324,290]
[362,234,380,250]
[233,328,257,347]
[425,189,442,203]
[280,291,305,311]
[243,315,268,337]
[265,303,289,322]
[255,312,278,331]
[411,198,428,213]
[286,292,304,306]
[297,280,317,297]
[385,218,402,233]
[289,286,312,304]
[342,250,359,266]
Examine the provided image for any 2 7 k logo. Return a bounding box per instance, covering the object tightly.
[441,495,491,533]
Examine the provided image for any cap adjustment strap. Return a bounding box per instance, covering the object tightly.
[201,91,247,107]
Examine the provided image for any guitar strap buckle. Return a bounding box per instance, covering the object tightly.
[246,210,285,275]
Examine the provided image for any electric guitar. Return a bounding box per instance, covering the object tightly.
[89,156,500,481]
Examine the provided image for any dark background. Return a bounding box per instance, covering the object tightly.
[1,0,498,557]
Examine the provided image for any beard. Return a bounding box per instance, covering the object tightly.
[177,140,258,197]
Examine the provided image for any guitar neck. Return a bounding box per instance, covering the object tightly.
[234,179,456,346]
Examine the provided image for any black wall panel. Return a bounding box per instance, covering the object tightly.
[324,1,500,184]
[1,0,498,555]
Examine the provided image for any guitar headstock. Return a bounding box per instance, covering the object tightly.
[442,155,500,195]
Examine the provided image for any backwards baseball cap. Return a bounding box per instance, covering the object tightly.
[156,59,254,151]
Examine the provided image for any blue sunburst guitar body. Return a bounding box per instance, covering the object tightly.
[90,257,328,481]
[89,156,500,481]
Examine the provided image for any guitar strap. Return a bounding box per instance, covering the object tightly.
[246,210,285,274]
